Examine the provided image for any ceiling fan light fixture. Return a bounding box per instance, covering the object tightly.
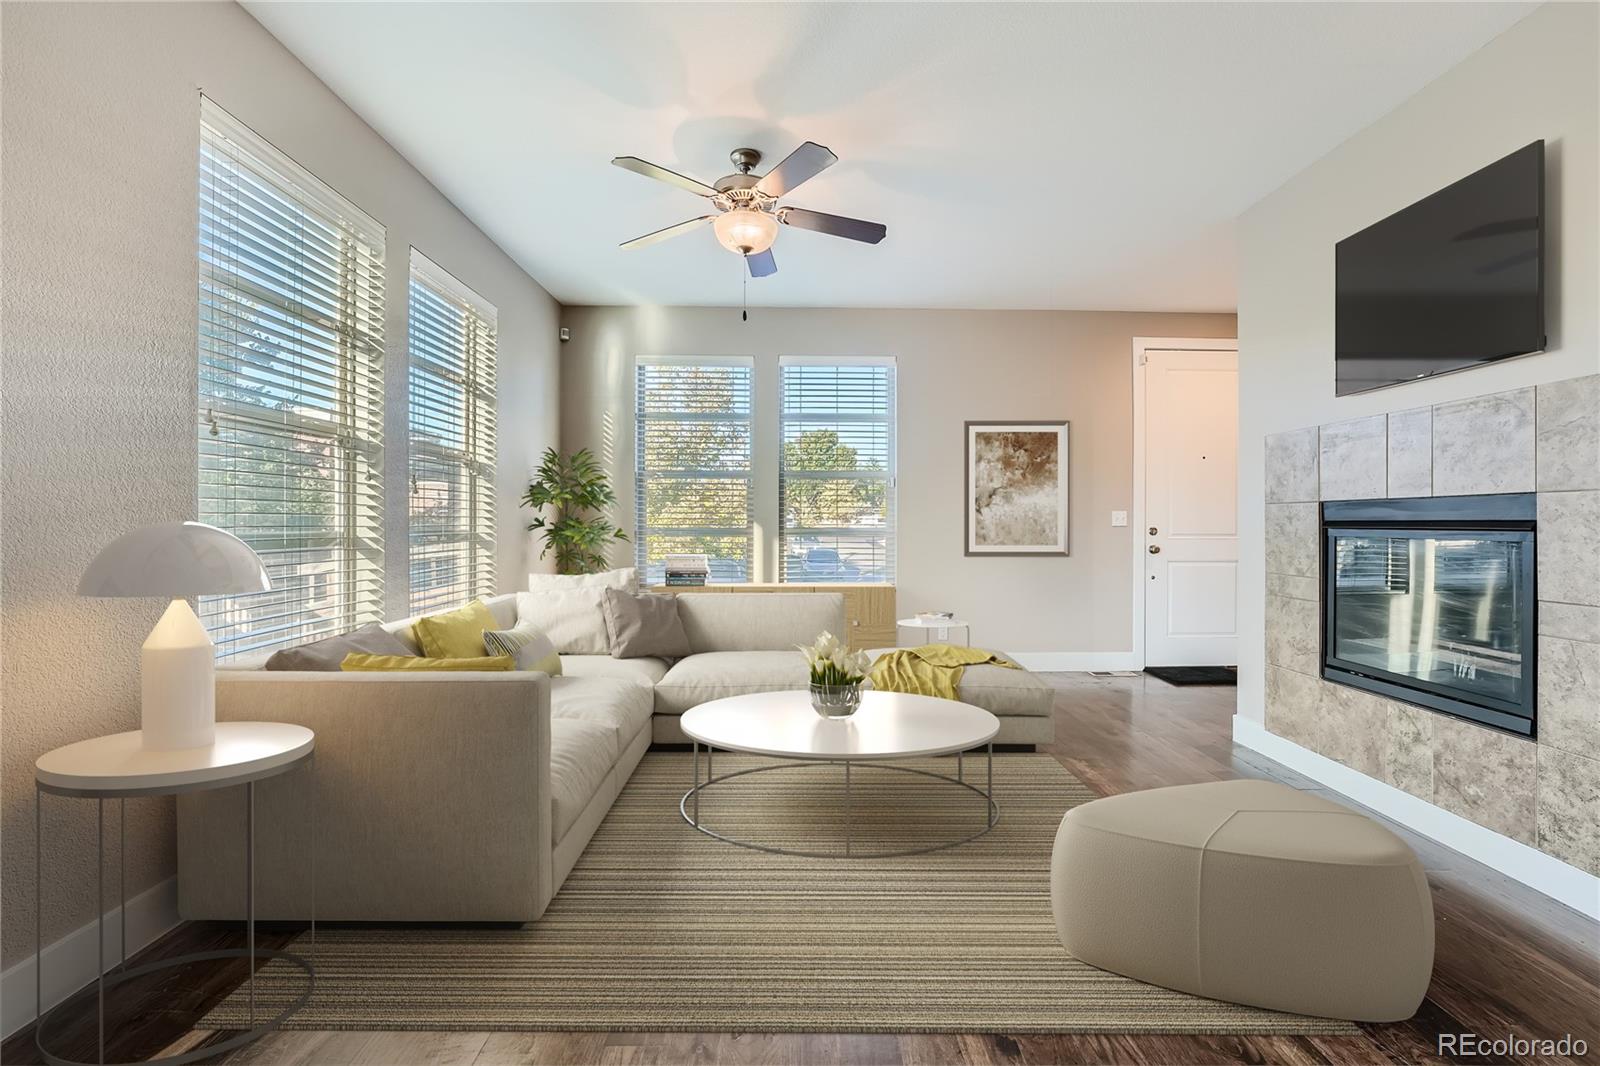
[713,208,778,256]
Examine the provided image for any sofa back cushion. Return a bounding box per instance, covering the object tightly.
[674,593,845,653]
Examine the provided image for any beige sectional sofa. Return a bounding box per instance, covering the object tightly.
[178,590,1053,923]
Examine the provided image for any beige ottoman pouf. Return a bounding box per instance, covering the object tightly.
[1051,779,1434,1022]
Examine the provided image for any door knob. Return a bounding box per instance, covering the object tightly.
[1148,526,1158,535]
[1148,545,1161,554]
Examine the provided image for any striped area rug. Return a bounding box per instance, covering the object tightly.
[201,752,1355,1034]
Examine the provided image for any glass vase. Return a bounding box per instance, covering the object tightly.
[810,682,863,719]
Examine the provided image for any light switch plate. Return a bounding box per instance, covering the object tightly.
[1111,510,1128,527]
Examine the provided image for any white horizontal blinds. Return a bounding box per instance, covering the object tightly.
[408,251,498,614]
[778,357,896,583]
[634,358,754,584]
[197,97,386,659]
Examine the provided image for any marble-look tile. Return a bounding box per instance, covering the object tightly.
[1265,427,1319,503]
[1537,491,1600,608]
[1263,502,1318,579]
[1265,594,1319,675]
[1265,665,1325,754]
[1538,636,1600,762]
[1536,746,1600,877]
[1382,700,1434,800]
[1319,415,1387,500]
[1267,572,1319,602]
[1387,407,1433,498]
[1433,388,1535,496]
[1536,374,1600,492]
[1432,715,1538,844]
[1319,680,1386,778]
[1539,601,1600,644]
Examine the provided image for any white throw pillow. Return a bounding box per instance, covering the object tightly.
[526,567,638,594]
[484,620,563,675]
[515,589,611,655]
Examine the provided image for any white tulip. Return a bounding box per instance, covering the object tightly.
[815,631,840,658]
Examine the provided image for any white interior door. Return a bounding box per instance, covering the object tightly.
[1144,349,1239,667]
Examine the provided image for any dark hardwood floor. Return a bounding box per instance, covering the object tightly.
[5,674,1596,1065]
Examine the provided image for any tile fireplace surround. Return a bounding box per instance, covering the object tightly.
[1263,374,1599,878]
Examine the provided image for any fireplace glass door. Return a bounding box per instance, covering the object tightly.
[1324,527,1535,735]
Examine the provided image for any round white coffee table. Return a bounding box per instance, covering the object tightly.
[679,690,1000,858]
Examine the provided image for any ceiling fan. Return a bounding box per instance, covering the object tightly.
[611,142,887,278]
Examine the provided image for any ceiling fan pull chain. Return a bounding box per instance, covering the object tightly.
[742,267,748,322]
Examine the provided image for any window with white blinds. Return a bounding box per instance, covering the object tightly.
[634,358,754,584]
[408,252,498,614]
[779,357,896,583]
[197,97,386,659]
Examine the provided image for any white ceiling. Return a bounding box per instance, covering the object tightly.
[245,2,1534,312]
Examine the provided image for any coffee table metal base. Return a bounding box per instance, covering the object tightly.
[680,742,998,859]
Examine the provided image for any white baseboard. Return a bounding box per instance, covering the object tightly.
[1010,652,1141,672]
[1,876,181,1040]
[1232,716,1600,921]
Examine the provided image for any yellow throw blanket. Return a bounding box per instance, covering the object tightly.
[869,644,1019,700]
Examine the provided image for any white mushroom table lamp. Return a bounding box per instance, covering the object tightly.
[77,521,269,750]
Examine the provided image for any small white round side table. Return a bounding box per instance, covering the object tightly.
[897,616,972,647]
[33,722,315,1066]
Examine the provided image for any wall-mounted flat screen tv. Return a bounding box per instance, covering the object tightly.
[1335,140,1545,396]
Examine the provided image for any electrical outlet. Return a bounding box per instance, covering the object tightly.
[1111,510,1128,527]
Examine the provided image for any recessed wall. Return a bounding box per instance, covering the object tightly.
[558,305,1235,656]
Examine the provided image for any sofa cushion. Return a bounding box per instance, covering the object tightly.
[263,623,412,671]
[412,599,498,659]
[601,589,691,658]
[484,620,563,675]
[528,567,638,593]
[550,676,653,760]
[865,649,1054,717]
[516,589,611,655]
[674,593,844,653]
[653,650,809,715]
[559,655,670,687]
[549,717,616,844]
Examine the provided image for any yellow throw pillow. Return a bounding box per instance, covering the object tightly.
[412,599,497,658]
[340,653,514,672]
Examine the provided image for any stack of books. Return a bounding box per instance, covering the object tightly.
[663,554,710,587]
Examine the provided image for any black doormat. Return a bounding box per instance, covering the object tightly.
[1144,666,1237,686]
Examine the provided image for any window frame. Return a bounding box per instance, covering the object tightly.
[196,96,386,659]
[406,249,498,614]
[633,356,756,585]
[777,355,897,585]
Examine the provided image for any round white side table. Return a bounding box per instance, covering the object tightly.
[896,617,972,647]
[33,722,315,1066]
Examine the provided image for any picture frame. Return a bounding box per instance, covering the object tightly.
[964,420,1070,556]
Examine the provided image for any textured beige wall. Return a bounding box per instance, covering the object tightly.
[558,306,1236,654]
[1236,2,1600,727]
[1,1,560,967]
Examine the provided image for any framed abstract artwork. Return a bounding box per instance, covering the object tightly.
[964,421,1069,556]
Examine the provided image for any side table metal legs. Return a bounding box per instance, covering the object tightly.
[34,771,316,1066]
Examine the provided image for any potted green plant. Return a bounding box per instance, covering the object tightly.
[521,447,629,575]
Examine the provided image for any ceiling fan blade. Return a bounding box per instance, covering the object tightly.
[754,141,838,198]
[611,156,719,198]
[746,249,777,278]
[619,215,715,249]
[778,207,886,245]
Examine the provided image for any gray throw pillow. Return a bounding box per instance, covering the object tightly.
[264,623,412,671]
[601,589,691,659]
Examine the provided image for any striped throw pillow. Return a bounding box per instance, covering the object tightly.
[483,621,562,676]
